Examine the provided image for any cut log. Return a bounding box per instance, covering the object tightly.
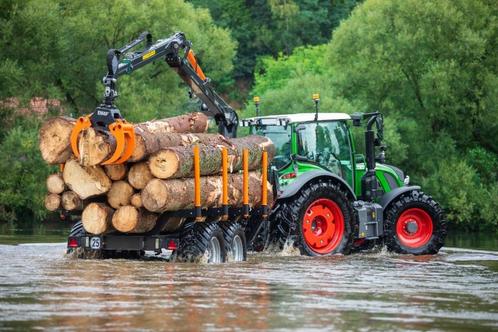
[149,144,226,179]
[75,113,211,166]
[148,136,275,179]
[46,173,65,194]
[82,203,114,235]
[44,193,61,211]
[141,172,271,213]
[128,162,154,189]
[62,159,112,199]
[104,164,127,181]
[130,193,142,208]
[61,191,83,211]
[39,117,76,164]
[230,136,275,170]
[107,180,134,209]
[112,206,157,233]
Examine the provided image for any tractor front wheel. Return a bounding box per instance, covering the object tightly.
[272,180,356,256]
[384,190,446,255]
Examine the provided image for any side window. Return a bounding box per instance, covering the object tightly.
[296,121,354,186]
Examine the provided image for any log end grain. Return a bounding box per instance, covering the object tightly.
[46,173,65,194]
[82,203,113,235]
[107,180,134,209]
[44,194,61,211]
[38,117,75,164]
[128,162,153,189]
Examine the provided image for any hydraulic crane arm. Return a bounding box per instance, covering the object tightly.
[101,31,238,137]
[70,31,239,164]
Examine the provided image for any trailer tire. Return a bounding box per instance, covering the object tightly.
[177,222,226,263]
[384,190,446,255]
[221,221,247,262]
[271,179,356,256]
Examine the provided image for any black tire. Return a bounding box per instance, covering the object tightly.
[384,190,447,255]
[221,221,247,262]
[271,179,356,256]
[176,222,226,263]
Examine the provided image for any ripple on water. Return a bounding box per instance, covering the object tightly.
[0,243,496,331]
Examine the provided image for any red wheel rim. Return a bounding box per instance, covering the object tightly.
[396,208,433,248]
[302,198,345,254]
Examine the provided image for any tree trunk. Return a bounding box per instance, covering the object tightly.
[112,206,157,233]
[107,180,134,209]
[75,113,210,166]
[130,193,143,208]
[141,172,271,213]
[44,193,61,211]
[62,159,112,199]
[46,173,65,194]
[128,162,154,189]
[39,117,75,164]
[104,164,127,181]
[148,136,274,179]
[82,203,114,235]
[61,191,83,211]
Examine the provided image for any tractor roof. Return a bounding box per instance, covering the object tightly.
[242,113,351,126]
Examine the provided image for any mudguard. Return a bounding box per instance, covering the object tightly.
[277,170,356,200]
[379,185,421,208]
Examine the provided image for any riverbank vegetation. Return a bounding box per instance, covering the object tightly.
[0,0,496,231]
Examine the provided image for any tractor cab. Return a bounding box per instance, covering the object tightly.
[241,112,406,200]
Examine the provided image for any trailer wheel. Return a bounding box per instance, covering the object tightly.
[271,179,356,256]
[177,222,226,263]
[384,190,447,255]
[221,221,247,262]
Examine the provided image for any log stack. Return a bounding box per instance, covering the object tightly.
[39,112,274,236]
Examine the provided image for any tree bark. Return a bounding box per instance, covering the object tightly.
[112,206,157,233]
[82,203,114,235]
[46,173,65,194]
[130,193,143,208]
[62,159,112,199]
[61,191,83,211]
[127,162,154,189]
[107,180,134,209]
[104,164,127,181]
[141,172,271,213]
[44,193,61,211]
[38,117,76,164]
[148,136,274,179]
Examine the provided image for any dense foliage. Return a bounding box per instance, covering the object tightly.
[0,0,235,222]
[250,0,498,230]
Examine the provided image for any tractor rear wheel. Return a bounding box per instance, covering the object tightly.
[272,180,356,256]
[221,221,247,262]
[176,222,226,263]
[384,190,446,255]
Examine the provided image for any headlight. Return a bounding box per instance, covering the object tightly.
[404,175,410,185]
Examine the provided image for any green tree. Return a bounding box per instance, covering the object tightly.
[326,0,498,229]
[0,0,236,120]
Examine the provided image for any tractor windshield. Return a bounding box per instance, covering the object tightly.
[296,121,353,185]
[255,125,291,169]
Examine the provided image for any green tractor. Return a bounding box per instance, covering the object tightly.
[243,96,447,255]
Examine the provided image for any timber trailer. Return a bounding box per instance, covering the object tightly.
[67,31,447,262]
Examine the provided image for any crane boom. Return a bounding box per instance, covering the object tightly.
[98,31,238,138]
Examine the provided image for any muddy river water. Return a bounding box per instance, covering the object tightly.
[0,230,497,331]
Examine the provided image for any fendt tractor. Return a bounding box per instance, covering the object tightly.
[67,31,447,262]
